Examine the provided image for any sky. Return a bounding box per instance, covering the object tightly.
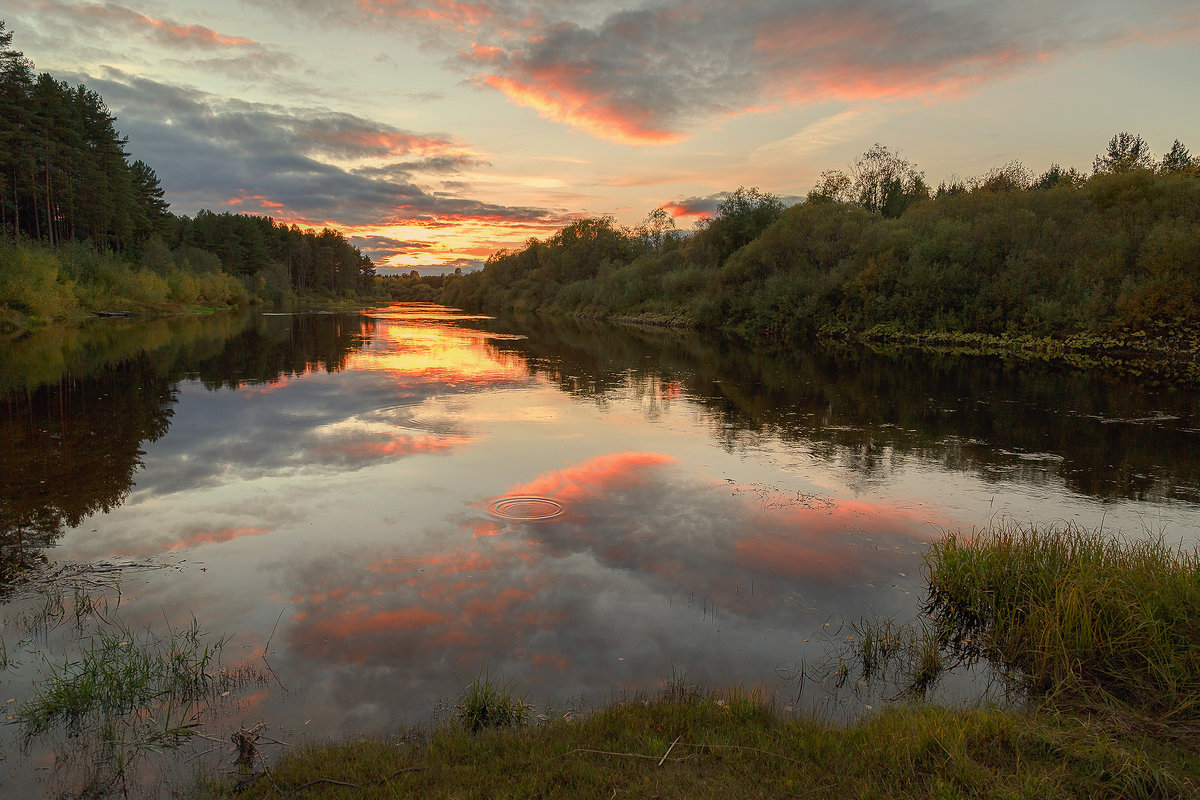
[4,1,1199,274]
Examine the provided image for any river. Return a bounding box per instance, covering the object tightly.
[2,304,1198,796]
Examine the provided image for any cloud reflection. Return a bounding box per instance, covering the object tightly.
[278,450,939,722]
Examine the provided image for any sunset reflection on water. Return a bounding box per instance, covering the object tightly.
[4,304,1198,796]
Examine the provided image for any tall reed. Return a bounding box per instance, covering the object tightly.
[925,522,1200,724]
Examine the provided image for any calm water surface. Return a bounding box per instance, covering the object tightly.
[2,304,1198,795]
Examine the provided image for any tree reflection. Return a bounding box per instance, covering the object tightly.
[479,314,1200,503]
[0,312,374,595]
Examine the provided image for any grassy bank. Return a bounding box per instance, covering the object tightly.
[0,237,388,335]
[0,238,245,331]
[926,524,1200,729]
[198,524,1200,799]
[200,688,1198,800]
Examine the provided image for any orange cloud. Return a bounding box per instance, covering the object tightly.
[302,128,466,158]
[660,202,712,221]
[301,605,451,641]
[356,0,501,30]
[477,74,687,146]
[101,525,275,557]
[313,210,571,271]
[165,526,273,551]
[733,497,936,582]
[506,451,680,503]
[238,375,300,397]
[143,18,255,47]
[312,433,470,462]
[226,192,288,211]
[368,547,496,577]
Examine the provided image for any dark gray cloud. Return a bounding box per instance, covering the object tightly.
[352,155,491,181]
[664,189,802,220]
[350,235,437,264]
[663,194,722,219]
[69,70,569,228]
[352,235,436,251]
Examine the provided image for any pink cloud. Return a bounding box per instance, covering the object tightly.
[74,4,256,49]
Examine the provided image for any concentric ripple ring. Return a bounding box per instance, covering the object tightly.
[485,495,566,522]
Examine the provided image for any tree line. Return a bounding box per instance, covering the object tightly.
[441,134,1200,351]
[0,20,376,323]
[161,211,376,302]
[0,21,167,251]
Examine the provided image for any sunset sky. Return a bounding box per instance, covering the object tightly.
[5,0,1199,273]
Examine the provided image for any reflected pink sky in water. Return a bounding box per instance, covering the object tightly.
[4,303,1198,796]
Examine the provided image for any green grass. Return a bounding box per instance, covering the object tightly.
[455,666,530,733]
[15,617,227,743]
[925,522,1200,728]
[200,685,1198,800]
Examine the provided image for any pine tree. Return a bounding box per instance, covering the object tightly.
[1159,140,1197,174]
[1092,132,1153,174]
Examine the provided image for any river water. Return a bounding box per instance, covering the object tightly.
[2,304,1198,796]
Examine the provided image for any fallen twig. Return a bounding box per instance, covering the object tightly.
[565,748,691,762]
[658,735,681,766]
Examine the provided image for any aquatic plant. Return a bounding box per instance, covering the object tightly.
[15,616,227,741]
[846,616,947,700]
[10,615,230,797]
[924,522,1200,726]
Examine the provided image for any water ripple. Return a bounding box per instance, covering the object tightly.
[485,496,566,522]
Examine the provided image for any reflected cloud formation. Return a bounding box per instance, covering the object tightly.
[277,450,936,725]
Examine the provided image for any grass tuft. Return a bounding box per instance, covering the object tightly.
[455,666,529,733]
[925,521,1200,727]
[15,616,227,744]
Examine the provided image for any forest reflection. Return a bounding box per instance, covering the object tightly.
[478,314,1200,504]
[0,311,371,594]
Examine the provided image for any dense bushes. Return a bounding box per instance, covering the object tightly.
[441,155,1200,345]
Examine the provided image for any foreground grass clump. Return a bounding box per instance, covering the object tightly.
[926,523,1200,726]
[456,666,530,732]
[205,685,1198,800]
[16,617,227,743]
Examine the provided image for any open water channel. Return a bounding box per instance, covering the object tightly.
[2,304,1198,796]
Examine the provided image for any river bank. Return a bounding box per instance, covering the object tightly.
[556,307,1200,387]
[195,694,1198,800]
